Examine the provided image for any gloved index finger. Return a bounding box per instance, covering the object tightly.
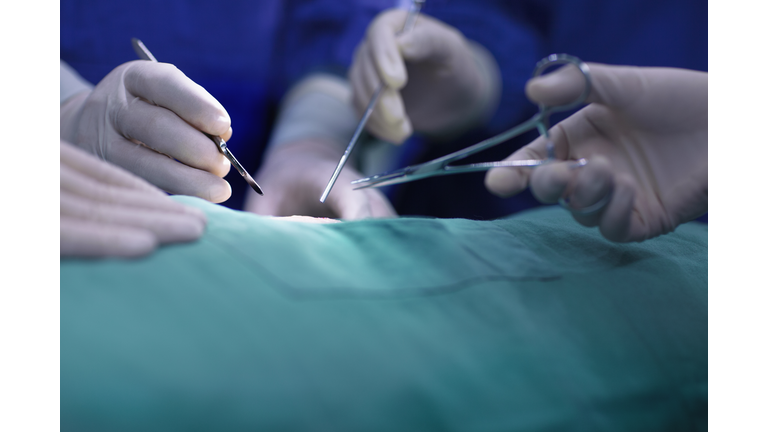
[485,134,550,198]
[484,121,574,198]
[60,140,165,196]
[123,61,231,137]
[368,9,409,90]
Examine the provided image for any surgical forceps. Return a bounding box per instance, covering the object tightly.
[131,38,264,195]
[320,0,426,203]
[351,53,592,190]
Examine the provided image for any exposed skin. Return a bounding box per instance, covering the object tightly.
[60,60,234,203]
[485,63,707,242]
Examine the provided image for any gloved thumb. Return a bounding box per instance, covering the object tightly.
[396,20,463,65]
[525,63,643,109]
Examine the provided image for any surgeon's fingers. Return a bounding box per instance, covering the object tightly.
[525,64,586,107]
[123,61,231,137]
[359,41,384,100]
[329,185,398,220]
[61,190,205,244]
[366,190,399,218]
[349,43,370,104]
[60,163,207,223]
[220,127,233,142]
[485,124,570,197]
[351,45,411,144]
[304,145,398,220]
[363,43,409,134]
[363,39,408,129]
[541,157,641,242]
[351,42,387,113]
[368,9,408,90]
[115,97,230,177]
[484,146,541,198]
[528,161,577,204]
[558,155,614,227]
[106,136,232,203]
[377,87,412,143]
[530,155,639,241]
[526,62,644,109]
[363,88,412,144]
[322,175,368,220]
[350,44,377,118]
[60,140,163,196]
[61,217,157,258]
[325,188,369,220]
[597,174,637,243]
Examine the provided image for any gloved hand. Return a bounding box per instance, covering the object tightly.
[60,140,208,258]
[60,60,233,203]
[244,139,397,220]
[485,63,707,242]
[349,9,500,144]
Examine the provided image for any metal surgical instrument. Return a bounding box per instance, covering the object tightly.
[351,53,592,190]
[131,38,264,196]
[319,0,425,203]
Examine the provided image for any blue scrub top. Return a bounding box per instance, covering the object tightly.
[61,0,707,220]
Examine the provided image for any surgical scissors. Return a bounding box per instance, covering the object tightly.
[351,53,592,190]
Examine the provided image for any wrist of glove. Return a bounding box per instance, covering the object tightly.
[485,63,707,242]
[267,73,358,152]
[60,60,94,104]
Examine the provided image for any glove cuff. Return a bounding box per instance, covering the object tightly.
[60,60,94,104]
[267,74,358,153]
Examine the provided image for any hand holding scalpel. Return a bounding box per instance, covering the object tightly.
[131,38,263,196]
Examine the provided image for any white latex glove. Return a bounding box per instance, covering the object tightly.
[60,140,207,258]
[244,140,397,220]
[349,9,500,144]
[60,61,233,203]
[485,63,707,242]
